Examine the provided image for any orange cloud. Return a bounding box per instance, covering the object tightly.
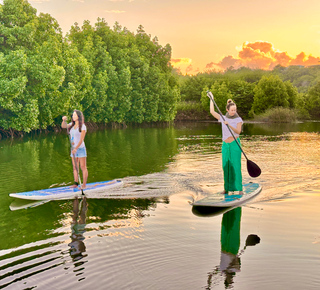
[245,41,273,54]
[206,57,239,70]
[171,58,192,65]
[171,58,196,74]
[274,51,292,67]
[212,41,320,71]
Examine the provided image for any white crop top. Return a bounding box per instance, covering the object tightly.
[219,116,243,141]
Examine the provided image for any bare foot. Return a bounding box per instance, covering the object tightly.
[81,185,86,189]
[71,184,78,188]
[239,191,244,195]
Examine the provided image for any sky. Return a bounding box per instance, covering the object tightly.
[12,0,320,74]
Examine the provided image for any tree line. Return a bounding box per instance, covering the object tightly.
[0,0,180,136]
[180,65,320,119]
[2,0,320,137]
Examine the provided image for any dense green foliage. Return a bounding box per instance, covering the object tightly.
[253,107,297,123]
[2,1,320,134]
[180,65,320,120]
[251,75,298,115]
[0,0,179,135]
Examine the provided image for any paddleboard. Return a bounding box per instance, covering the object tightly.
[192,182,261,207]
[9,179,123,201]
[9,200,50,211]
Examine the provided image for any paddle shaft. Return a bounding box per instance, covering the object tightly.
[66,123,84,195]
[207,92,249,160]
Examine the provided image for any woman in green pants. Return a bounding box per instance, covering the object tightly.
[208,97,243,194]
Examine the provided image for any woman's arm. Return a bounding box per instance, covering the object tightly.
[61,116,70,129]
[209,99,221,120]
[224,121,242,134]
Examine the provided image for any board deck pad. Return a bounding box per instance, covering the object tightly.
[9,179,123,201]
[192,182,261,207]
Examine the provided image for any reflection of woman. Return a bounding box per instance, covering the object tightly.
[205,207,260,289]
[69,197,88,262]
[220,207,242,288]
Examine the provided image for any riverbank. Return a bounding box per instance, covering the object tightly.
[0,121,175,140]
[0,109,316,141]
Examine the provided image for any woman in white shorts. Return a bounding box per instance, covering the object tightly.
[62,110,88,189]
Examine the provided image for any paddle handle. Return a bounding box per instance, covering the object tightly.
[207,91,248,161]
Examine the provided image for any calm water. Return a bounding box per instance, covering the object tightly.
[0,121,320,289]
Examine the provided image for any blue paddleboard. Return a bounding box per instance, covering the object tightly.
[192,182,262,207]
[9,180,123,201]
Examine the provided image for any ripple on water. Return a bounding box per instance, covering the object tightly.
[1,131,320,289]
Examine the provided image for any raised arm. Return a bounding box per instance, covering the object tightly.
[61,116,70,129]
[209,98,221,120]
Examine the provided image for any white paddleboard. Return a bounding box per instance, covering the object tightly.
[192,182,262,207]
[9,179,123,201]
[9,200,51,211]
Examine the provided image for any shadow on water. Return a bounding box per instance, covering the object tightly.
[192,205,233,218]
[192,207,261,289]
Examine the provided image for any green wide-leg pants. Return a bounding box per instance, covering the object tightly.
[222,138,243,192]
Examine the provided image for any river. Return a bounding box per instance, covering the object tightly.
[0,121,320,289]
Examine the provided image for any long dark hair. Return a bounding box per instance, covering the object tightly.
[70,110,84,132]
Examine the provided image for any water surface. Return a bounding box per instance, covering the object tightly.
[0,121,320,289]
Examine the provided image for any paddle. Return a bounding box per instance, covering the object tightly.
[244,234,260,247]
[237,234,261,257]
[66,121,85,196]
[207,91,261,178]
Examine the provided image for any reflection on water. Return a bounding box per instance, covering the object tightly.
[68,197,88,281]
[219,207,242,288]
[193,206,261,289]
[1,122,320,289]
[0,197,155,289]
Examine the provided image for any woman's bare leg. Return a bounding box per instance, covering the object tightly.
[79,157,88,188]
[71,157,80,187]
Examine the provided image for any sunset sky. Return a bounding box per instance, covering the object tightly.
[16,0,320,74]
